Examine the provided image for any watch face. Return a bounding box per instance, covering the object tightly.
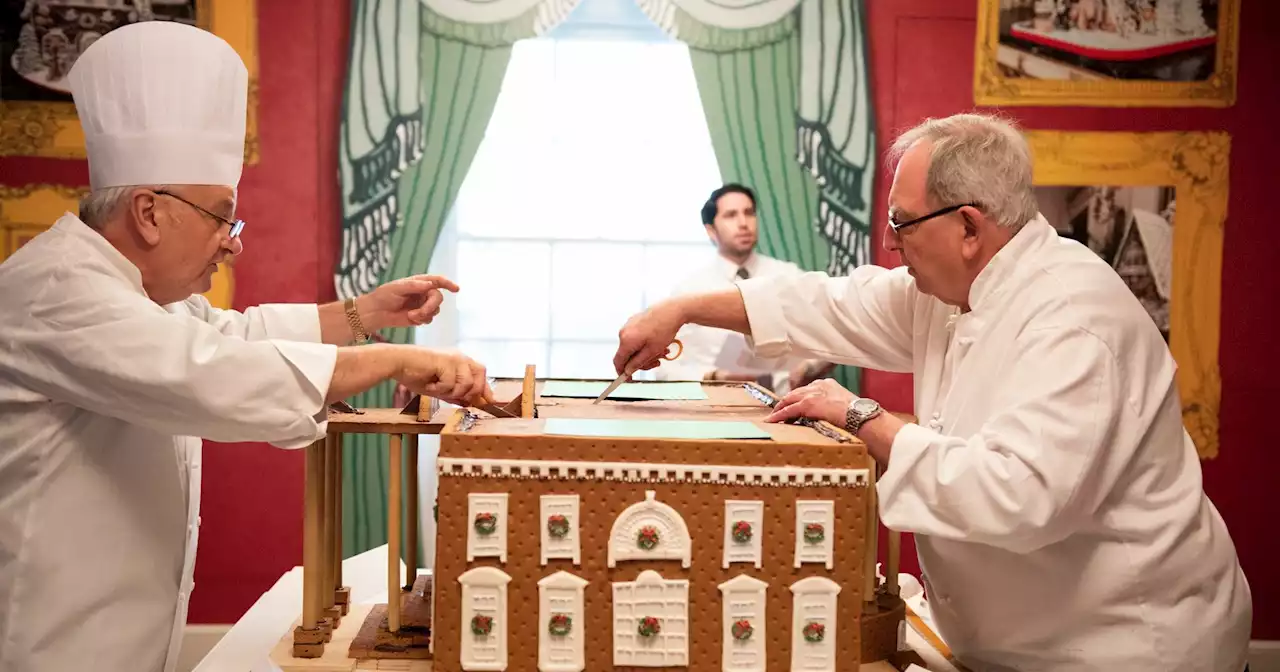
[852,398,879,415]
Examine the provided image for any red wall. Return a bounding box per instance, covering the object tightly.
[861,0,1280,640]
[4,0,1276,642]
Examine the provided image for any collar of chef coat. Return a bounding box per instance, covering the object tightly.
[715,251,761,280]
[964,213,1056,315]
[52,212,149,298]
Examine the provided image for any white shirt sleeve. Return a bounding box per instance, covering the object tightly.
[736,265,917,372]
[179,294,323,343]
[13,277,337,449]
[877,326,1132,554]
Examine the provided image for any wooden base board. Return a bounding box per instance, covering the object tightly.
[270,603,432,672]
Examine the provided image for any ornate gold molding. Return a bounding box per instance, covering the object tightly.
[1027,131,1227,458]
[0,184,235,309]
[0,0,259,162]
[975,0,1240,108]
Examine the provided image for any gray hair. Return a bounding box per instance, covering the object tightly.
[79,184,171,229]
[886,113,1040,231]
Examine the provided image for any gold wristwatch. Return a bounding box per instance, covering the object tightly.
[344,297,370,344]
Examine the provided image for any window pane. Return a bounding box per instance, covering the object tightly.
[550,242,645,340]
[456,240,551,339]
[548,340,622,380]
[457,339,548,380]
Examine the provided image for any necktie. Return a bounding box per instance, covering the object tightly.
[736,267,750,280]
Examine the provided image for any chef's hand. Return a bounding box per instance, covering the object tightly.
[394,347,493,407]
[766,379,855,426]
[613,299,685,377]
[361,274,460,330]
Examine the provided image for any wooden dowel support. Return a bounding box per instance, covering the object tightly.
[405,434,419,591]
[887,529,902,596]
[387,433,402,633]
[332,434,343,590]
[865,463,879,602]
[301,440,324,630]
[521,364,535,418]
[320,433,335,613]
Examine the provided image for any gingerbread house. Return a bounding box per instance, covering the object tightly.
[272,368,908,671]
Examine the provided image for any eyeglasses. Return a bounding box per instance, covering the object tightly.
[155,190,245,238]
[888,202,980,234]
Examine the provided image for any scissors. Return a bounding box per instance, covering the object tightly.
[593,339,683,404]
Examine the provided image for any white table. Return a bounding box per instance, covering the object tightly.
[194,546,961,672]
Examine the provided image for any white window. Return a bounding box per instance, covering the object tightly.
[718,574,769,672]
[540,494,582,566]
[789,576,842,672]
[448,36,722,380]
[459,566,513,671]
[538,570,590,672]
[612,570,690,666]
[467,493,509,563]
[722,500,764,569]
[607,490,692,568]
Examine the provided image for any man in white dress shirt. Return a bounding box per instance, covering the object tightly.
[0,22,492,672]
[654,183,830,391]
[613,114,1251,671]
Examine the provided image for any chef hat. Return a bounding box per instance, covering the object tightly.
[68,21,248,190]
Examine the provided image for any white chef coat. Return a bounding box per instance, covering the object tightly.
[654,251,806,388]
[738,214,1252,672]
[0,214,338,672]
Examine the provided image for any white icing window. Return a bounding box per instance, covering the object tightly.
[459,566,513,671]
[722,500,764,569]
[718,574,768,672]
[467,493,508,563]
[789,576,841,672]
[538,571,589,672]
[793,500,835,569]
[612,570,689,667]
[607,490,692,568]
[540,494,581,566]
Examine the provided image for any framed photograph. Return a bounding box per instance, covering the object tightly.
[1026,130,1228,458]
[0,183,236,308]
[0,0,259,161]
[975,0,1240,107]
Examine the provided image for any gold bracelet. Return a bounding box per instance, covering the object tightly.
[344,297,369,345]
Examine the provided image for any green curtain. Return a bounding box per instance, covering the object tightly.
[642,0,875,393]
[335,0,578,558]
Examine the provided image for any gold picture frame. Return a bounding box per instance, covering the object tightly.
[1027,130,1227,458]
[0,184,235,309]
[0,0,259,162]
[976,0,1240,108]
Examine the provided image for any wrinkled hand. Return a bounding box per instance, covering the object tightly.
[765,378,855,427]
[613,300,685,377]
[362,274,460,330]
[394,347,493,408]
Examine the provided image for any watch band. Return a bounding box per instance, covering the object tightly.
[845,399,882,435]
[344,297,369,345]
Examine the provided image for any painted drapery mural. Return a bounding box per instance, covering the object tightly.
[336,0,875,558]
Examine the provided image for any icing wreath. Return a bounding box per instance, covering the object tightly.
[471,614,494,636]
[637,525,660,550]
[637,616,661,638]
[731,619,753,641]
[731,520,753,543]
[546,514,570,538]
[802,621,825,643]
[474,512,498,536]
[548,613,572,636]
[803,522,825,543]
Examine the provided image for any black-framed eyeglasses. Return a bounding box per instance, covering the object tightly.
[888,202,980,234]
[155,190,245,238]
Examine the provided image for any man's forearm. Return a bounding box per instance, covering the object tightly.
[327,343,401,402]
[858,412,906,467]
[676,288,752,335]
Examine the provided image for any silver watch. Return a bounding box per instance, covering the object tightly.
[845,398,882,435]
